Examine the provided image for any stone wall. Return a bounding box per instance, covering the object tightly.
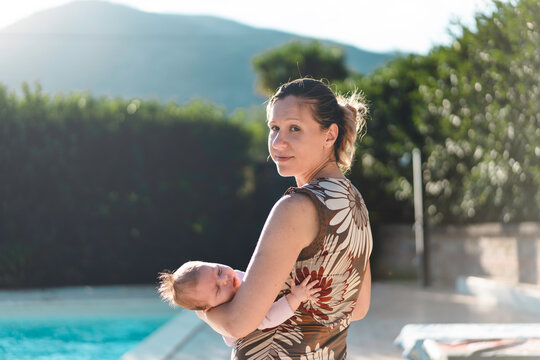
[373,223,540,285]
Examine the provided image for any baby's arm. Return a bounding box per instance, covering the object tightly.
[221,274,318,346]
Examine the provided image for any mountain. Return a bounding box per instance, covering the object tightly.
[0,1,394,110]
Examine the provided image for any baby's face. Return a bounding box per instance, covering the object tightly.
[194,263,241,311]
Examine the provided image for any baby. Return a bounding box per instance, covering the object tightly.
[158,260,319,346]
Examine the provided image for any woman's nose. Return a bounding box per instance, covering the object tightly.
[271,132,287,150]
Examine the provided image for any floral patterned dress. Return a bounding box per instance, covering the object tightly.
[232,177,373,360]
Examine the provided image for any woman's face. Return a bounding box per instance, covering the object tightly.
[268,96,330,181]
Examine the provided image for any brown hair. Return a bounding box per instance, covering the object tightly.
[157,260,207,310]
[267,78,368,172]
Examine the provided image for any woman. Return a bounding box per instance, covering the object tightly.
[198,78,373,359]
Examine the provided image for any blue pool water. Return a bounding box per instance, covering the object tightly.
[0,315,171,360]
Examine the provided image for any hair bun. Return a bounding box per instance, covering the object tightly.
[335,92,368,170]
[345,103,358,115]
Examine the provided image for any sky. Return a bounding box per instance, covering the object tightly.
[0,0,507,54]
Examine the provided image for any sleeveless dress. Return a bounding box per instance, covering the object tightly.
[232,177,373,360]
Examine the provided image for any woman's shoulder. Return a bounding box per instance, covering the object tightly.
[276,187,319,217]
[262,187,320,253]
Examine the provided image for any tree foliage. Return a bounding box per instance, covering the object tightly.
[253,40,349,96]
[417,0,540,223]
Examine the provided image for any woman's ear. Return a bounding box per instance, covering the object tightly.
[325,123,339,147]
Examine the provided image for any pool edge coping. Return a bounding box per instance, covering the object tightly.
[121,310,204,360]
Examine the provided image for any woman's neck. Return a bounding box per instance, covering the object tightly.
[295,160,344,187]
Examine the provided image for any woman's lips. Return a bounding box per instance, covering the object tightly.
[275,156,293,162]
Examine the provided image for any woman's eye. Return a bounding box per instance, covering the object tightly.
[291,126,300,132]
[270,125,279,131]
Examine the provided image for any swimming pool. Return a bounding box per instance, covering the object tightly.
[0,316,171,360]
[0,286,177,360]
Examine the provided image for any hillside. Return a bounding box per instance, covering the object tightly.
[0,1,394,109]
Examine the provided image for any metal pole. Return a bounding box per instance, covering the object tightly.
[412,148,428,287]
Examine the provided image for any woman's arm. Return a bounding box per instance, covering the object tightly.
[350,262,371,321]
[199,194,318,338]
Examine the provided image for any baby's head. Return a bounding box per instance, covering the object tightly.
[158,261,241,312]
